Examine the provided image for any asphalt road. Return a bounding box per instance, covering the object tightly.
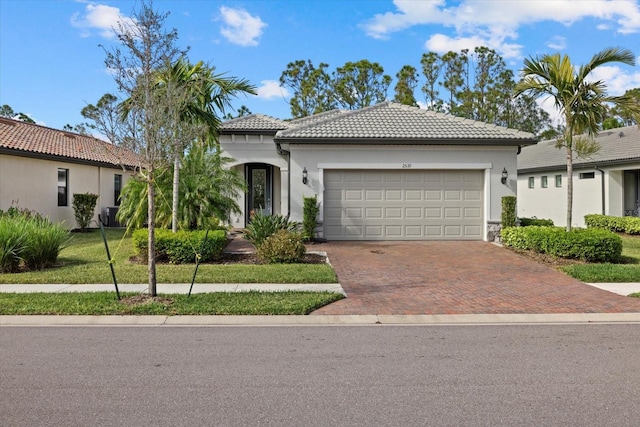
[1,324,639,426]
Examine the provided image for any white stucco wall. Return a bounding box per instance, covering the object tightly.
[285,144,518,240]
[0,154,132,229]
[517,166,634,228]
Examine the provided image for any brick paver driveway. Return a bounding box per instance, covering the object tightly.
[312,241,640,315]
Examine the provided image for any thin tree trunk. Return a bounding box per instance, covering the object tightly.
[148,173,157,296]
[172,155,180,233]
[566,145,573,232]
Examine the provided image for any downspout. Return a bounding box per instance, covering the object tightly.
[276,142,291,216]
[595,166,605,215]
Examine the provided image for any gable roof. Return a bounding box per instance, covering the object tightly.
[219,114,288,135]
[0,117,139,168]
[275,102,538,145]
[518,125,640,173]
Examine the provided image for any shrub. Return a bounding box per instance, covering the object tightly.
[585,214,640,235]
[302,195,320,241]
[0,213,70,272]
[519,217,554,227]
[243,212,300,248]
[502,225,622,262]
[501,196,517,228]
[256,229,306,263]
[72,193,99,232]
[132,228,226,264]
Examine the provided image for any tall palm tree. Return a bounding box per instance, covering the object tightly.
[515,47,640,230]
[152,59,256,232]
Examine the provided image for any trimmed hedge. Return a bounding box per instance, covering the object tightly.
[518,217,554,227]
[257,230,306,264]
[132,228,227,264]
[502,226,622,263]
[585,214,640,235]
[501,196,517,228]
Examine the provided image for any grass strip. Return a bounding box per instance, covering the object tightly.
[560,264,640,283]
[0,291,344,315]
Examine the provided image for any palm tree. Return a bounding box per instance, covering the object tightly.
[515,47,640,230]
[152,59,256,232]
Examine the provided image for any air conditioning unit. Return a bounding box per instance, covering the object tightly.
[106,207,120,227]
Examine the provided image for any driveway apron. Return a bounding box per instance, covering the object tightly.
[312,241,640,315]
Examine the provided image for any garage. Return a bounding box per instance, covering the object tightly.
[324,169,484,240]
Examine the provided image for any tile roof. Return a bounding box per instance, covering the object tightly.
[518,125,640,172]
[275,102,538,145]
[0,117,139,167]
[219,114,288,134]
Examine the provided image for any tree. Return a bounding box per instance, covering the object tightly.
[332,59,391,110]
[393,65,418,106]
[0,105,35,123]
[83,1,191,296]
[515,47,640,230]
[420,52,443,111]
[609,88,640,126]
[279,60,334,118]
[223,105,252,120]
[63,123,91,135]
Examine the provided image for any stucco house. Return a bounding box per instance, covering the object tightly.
[517,125,640,228]
[0,117,137,228]
[220,102,537,241]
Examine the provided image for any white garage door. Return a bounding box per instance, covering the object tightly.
[324,170,483,240]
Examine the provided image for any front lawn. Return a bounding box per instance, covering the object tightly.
[0,291,343,315]
[0,229,337,285]
[560,235,640,282]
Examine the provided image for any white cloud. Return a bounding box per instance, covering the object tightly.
[70,3,134,39]
[362,0,640,58]
[546,36,566,51]
[219,6,266,47]
[589,66,640,95]
[256,80,289,100]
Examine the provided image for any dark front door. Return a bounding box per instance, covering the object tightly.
[624,170,640,216]
[246,164,273,224]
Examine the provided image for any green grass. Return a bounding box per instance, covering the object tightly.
[0,291,344,315]
[0,229,337,285]
[561,235,640,282]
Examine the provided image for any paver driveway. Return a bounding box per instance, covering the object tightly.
[312,241,640,315]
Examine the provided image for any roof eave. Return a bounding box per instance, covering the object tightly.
[275,137,538,146]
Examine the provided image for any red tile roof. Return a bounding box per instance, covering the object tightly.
[0,117,139,168]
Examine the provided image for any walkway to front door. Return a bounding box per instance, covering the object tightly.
[312,241,640,315]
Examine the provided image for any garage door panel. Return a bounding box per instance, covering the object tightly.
[325,170,483,240]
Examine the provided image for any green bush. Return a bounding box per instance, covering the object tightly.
[501,196,517,228]
[72,193,99,232]
[502,226,622,262]
[519,217,554,227]
[256,229,306,264]
[132,228,226,264]
[585,214,640,235]
[243,212,300,248]
[0,213,70,272]
[302,195,319,241]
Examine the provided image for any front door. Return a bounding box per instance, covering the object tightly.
[246,164,273,223]
[624,170,640,216]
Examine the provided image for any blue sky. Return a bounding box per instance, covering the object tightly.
[1,0,639,131]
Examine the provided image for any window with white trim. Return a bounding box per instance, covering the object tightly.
[528,177,534,188]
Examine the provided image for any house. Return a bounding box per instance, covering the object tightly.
[220,102,537,241]
[517,125,640,228]
[0,117,137,228]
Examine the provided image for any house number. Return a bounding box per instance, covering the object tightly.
[402,163,412,168]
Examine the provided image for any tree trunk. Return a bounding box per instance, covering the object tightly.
[566,145,573,232]
[148,172,157,297]
[172,155,180,233]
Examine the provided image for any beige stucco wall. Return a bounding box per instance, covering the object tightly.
[0,153,132,229]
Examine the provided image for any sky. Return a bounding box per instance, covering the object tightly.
[1,0,640,132]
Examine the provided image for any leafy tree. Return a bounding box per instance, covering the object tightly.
[332,59,391,110]
[223,105,252,120]
[393,65,418,106]
[279,60,334,118]
[63,123,91,135]
[420,52,443,111]
[0,105,35,123]
[515,47,640,230]
[609,88,640,126]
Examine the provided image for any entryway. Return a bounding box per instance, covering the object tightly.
[246,163,273,224]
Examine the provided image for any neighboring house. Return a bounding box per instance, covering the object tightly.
[220,102,537,241]
[517,125,640,228]
[0,117,137,229]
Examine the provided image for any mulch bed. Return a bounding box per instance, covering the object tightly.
[129,252,327,265]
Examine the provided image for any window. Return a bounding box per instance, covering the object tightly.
[57,168,68,206]
[579,172,595,179]
[555,175,562,187]
[541,176,548,188]
[528,177,534,188]
[114,174,122,206]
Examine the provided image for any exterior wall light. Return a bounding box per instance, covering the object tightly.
[501,167,508,184]
[302,167,308,184]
